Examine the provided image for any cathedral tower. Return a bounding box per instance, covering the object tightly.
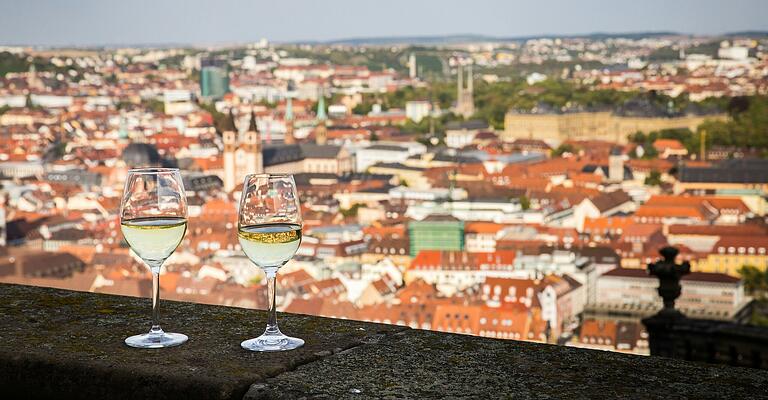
[455,63,475,119]
[244,109,263,176]
[284,97,296,145]
[315,90,328,145]
[222,109,238,192]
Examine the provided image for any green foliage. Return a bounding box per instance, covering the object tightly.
[518,195,531,210]
[739,265,768,298]
[629,128,691,159]
[340,203,364,218]
[0,52,28,76]
[627,96,768,158]
[0,51,86,78]
[352,102,373,115]
[696,96,768,155]
[199,102,227,132]
[115,100,134,111]
[552,143,576,157]
[104,73,118,84]
[738,265,768,327]
[648,41,720,61]
[0,105,10,116]
[644,170,663,186]
[473,79,637,129]
[143,98,165,114]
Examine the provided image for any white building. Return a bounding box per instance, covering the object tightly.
[355,144,412,172]
[445,120,489,149]
[406,250,518,295]
[594,268,748,320]
[406,198,522,222]
[405,101,431,123]
[163,90,195,115]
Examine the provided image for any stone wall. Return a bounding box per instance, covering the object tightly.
[1,283,767,399]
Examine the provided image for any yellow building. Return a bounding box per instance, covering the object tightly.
[692,237,768,276]
[693,253,768,276]
[503,110,726,144]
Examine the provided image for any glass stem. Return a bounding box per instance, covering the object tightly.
[265,267,280,335]
[150,271,162,334]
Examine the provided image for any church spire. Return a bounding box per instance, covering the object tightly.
[315,88,328,145]
[284,97,296,145]
[222,109,237,132]
[248,108,258,133]
[316,89,327,121]
[285,97,294,122]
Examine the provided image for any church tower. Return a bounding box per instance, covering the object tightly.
[284,97,296,145]
[244,109,263,176]
[455,63,475,119]
[222,110,238,192]
[608,147,624,183]
[315,90,328,145]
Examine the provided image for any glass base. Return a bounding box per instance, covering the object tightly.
[241,333,304,352]
[125,331,188,349]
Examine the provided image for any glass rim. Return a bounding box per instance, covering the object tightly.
[243,173,295,179]
[127,167,180,174]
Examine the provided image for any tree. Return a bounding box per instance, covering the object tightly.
[552,143,576,157]
[644,170,662,186]
[738,265,768,298]
[340,203,364,218]
[518,195,531,210]
[738,265,768,327]
[143,98,165,114]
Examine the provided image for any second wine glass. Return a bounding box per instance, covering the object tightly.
[237,174,304,351]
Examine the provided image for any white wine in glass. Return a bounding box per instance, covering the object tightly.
[120,168,189,349]
[238,174,305,351]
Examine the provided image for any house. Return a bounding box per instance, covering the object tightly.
[693,236,768,276]
[445,120,490,148]
[652,139,688,159]
[355,144,412,172]
[634,195,751,225]
[357,275,399,306]
[464,222,506,253]
[594,268,748,320]
[573,190,634,232]
[405,250,517,293]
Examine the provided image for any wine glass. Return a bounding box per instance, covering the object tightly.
[238,174,304,351]
[120,168,189,348]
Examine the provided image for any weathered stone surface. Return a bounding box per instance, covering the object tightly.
[0,283,403,400]
[249,329,768,400]
[1,283,768,400]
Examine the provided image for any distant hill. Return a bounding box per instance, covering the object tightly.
[302,32,682,46]
[724,31,768,38]
[298,31,768,46]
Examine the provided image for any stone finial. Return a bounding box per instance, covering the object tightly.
[647,246,690,317]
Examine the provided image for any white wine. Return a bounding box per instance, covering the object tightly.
[121,217,187,264]
[238,223,302,268]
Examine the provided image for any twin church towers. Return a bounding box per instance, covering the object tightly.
[222,96,328,191]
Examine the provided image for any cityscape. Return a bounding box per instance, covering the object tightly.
[1,10,768,358]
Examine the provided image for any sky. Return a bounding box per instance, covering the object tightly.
[1,0,767,46]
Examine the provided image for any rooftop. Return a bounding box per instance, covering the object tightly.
[2,283,767,399]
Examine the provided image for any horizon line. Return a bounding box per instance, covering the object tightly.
[1,29,767,50]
